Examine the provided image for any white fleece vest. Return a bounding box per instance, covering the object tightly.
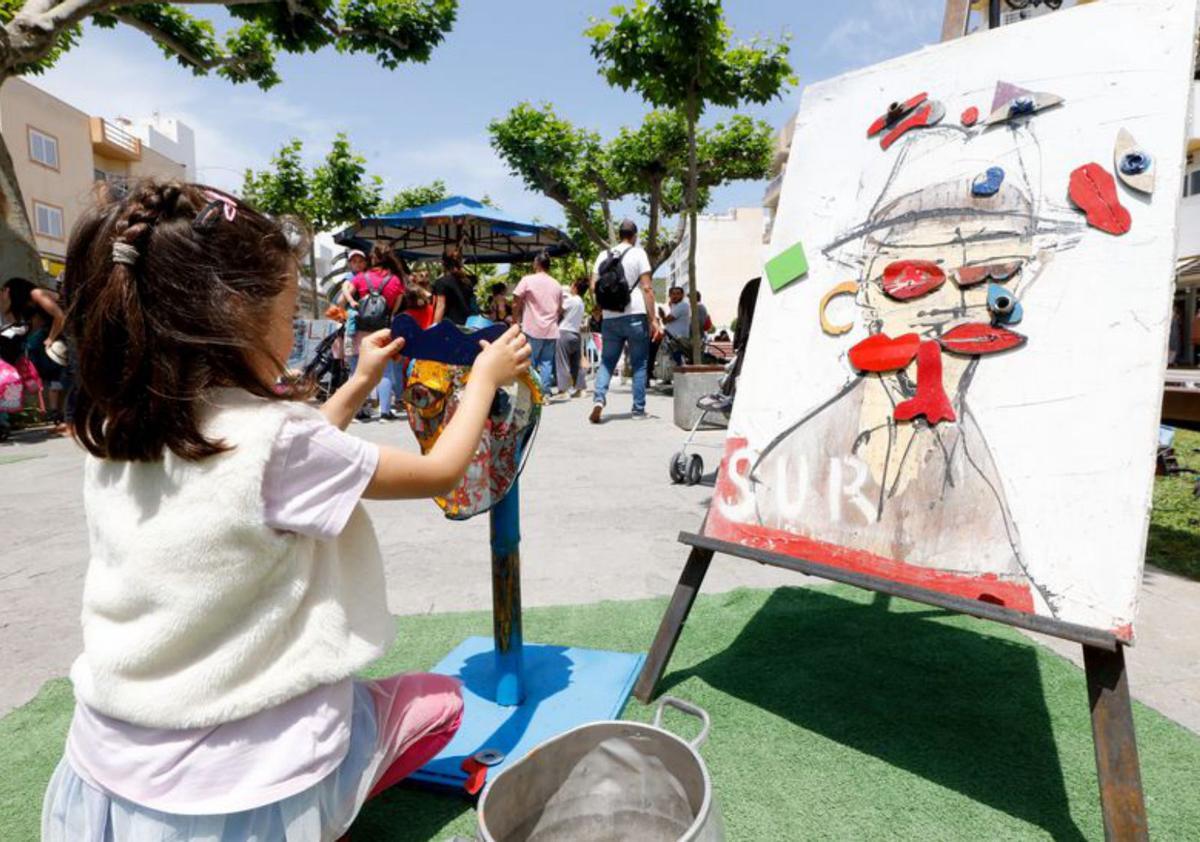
[70,390,395,729]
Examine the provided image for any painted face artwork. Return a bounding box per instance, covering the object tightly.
[402,358,543,520]
[713,122,1086,619]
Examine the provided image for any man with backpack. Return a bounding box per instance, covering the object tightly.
[589,219,661,423]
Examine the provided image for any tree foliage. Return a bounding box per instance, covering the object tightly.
[242,134,382,315]
[488,102,773,270]
[586,0,793,358]
[376,179,449,215]
[1,1,458,84]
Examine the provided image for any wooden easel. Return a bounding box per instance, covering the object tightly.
[635,531,1149,841]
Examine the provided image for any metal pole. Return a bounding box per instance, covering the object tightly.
[489,477,525,706]
[988,0,1001,30]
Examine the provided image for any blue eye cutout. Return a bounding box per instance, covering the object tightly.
[987,283,1023,326]
[972,166,1005,197]
[1119,151,1152,176]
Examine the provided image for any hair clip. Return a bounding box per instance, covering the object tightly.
[112,242,139,265]
[279,220,304,251]
[193,190,238,231]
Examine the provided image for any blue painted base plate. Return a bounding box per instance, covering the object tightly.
[408,636,645,790]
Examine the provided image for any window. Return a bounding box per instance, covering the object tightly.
[1184,168,1200,198]
[33,201,64,240]
[28,127,59,170]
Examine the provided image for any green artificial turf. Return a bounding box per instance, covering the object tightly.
[5,586,1200,840]
[1149,427,1200,580]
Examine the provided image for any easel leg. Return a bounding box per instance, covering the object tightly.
[633,546,714,703]
[1083,644,1148,841]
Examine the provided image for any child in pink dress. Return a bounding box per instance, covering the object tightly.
[41,181,531,842]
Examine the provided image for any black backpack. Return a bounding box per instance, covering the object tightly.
[595,248,632,312]
[357,275,391,331]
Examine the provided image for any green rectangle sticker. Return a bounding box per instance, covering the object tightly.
[765,240,808,292]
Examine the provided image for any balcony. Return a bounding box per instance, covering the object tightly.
[90,117,141,162]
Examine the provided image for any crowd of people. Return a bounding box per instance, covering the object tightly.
[1,216,719,444]
[0,276,70,441]
[315,216,716,426]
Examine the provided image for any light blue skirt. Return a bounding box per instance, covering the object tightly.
[42,684,381,842]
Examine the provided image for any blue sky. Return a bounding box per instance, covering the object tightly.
[35,1,943,228]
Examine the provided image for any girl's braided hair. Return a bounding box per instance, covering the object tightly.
[63,179,308,462]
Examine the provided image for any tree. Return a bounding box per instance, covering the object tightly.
[242,133,382,316]
[0,0,458,281]
[489,102,773,273]
[587,0,793,360]
[376,178,449,215]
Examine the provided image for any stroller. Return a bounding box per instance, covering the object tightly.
[300,324,346,400]
[667,276,760,486]
[668,359,737,485]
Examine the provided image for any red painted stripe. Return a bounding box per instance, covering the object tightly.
[707,438,1035,613]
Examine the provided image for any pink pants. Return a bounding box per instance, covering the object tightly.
[363,673,463,800]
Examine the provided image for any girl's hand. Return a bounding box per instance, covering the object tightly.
[355,329,404,387]
[475,324,531,388]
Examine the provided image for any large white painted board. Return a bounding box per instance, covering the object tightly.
[707,0,1199,639]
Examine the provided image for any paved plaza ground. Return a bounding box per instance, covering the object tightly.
[2,382,1198,735]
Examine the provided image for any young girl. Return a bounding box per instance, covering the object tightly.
[41,181,531,841]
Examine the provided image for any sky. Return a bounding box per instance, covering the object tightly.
[33,0,944,230]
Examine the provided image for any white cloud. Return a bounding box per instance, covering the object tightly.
[821,0,941,66]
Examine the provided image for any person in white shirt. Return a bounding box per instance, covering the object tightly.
[555,277,588,396]
[589,219,663,422]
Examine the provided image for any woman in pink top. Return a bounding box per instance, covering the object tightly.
[345,246,407,420]
[513,251,564,392]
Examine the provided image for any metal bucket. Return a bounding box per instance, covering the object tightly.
[475,697,723,842]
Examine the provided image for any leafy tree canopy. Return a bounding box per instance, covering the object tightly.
[2,1,458,84]
[489,102,773,268]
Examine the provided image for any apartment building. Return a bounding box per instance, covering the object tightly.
[0,77,194,278]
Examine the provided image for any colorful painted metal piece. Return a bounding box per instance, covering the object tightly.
[960,106,979,127]
[391,313,507,365]
[881,260,946,300]
[765,240,809,292]
[867,92,928,137]
[848,332,921,373]
[819,280,859,336]
[880,101,945,151]
[953,262,1021,288]
[1113,128,1155,194]
[982,80,1063,126]
[971,166,1005,197]
[893,340,956,425]
[986,283,1023,325]
[1068,163,1132,236]
[938,322,1027,355]
[402,358,543,520]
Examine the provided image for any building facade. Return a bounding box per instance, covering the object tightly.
[658,206,765,328]
[0,77,193,278]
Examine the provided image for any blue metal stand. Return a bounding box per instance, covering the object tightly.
[409,476,645,791]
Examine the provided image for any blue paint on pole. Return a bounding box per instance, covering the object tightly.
[490,476,524,706]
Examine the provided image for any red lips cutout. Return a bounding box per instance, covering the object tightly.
[881,260,946,300]
[849,332,921,372]
[1069,163,1131,235]
[938,323,1027,355]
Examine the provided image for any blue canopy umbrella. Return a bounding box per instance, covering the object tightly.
[334,195,573,264]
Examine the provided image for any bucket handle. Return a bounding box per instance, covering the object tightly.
[652,696,711,750]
